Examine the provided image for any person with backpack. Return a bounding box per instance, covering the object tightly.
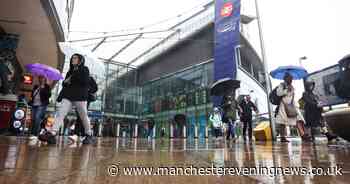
[274,73,304,142]
[69,75,98,143]
[209,107,223,140]
[39,53,95,145]
[302,81,337,142]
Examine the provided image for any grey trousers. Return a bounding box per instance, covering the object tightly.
[53,98,92,136]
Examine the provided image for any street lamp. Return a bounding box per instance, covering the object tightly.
[254,0,276,140]
[299,56,307,67]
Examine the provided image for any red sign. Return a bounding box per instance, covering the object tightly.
[23,75,33,85]
[221,2,234,17]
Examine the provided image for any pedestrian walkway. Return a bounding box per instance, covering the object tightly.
[0,136,348,184]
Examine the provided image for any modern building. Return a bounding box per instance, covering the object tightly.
[50,1,268,138]
[90,2,269,139]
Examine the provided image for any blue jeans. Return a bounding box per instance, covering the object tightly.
[226,119,235,140]
[148,127,154,138]
[31,105,47,136]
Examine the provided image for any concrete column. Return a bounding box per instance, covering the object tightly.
[194,125,198,139]
[116,137,119,150]
[170,124,174,139]
[152,125,156,139]
[183,138,186,150]
[183,125,186,139]
[116,123,120,137]
[98,123,103,137]
[205,126,209,138]
[134,124,138,138]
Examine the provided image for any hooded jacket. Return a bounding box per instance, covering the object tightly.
[302,81,322,127]
[59,54,90,101]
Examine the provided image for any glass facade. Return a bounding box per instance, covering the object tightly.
[140,61,213,138]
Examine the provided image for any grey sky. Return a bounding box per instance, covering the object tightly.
[69,0,350,99]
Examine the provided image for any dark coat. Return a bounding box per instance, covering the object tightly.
[239,100,257,122]
[221,95,239,122]
[302,81,322,127]
[59,54,90,102]
[31,84,51,106]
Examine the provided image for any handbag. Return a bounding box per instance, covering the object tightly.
[283,95,298,118]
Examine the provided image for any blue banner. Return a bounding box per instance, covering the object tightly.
[213,0,241,106]
[214,0,241,80]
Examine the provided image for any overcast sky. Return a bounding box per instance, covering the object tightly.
[69,0,350,99]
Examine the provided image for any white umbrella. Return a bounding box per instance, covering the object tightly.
[58,42,105,74]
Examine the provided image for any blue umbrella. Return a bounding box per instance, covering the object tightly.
[270,65,308,80]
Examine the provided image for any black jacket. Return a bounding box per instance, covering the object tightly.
[31,84,51,106]
[59,54,90,102]
[302,81,322,127]
[239,100,257,122]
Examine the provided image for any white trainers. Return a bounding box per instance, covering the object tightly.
[69,135,78,143]
[29,135,38,140]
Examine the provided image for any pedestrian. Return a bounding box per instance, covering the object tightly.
[239,95,258,142]
[302,81,337,142]
[148,118,155,140]
[275,73,304,142]
[29,76,51,140]
[39,53,94,144]
[221,94,240,141]
[69,75,98,143]
[209,107,223,140]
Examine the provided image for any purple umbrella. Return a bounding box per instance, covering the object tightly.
[25,63,63,81]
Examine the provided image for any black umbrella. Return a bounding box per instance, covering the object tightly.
[339,54,350,67]
[210,78,240,96]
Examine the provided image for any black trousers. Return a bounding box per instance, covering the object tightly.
[242,118,253,140]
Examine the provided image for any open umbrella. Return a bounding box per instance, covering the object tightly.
[210,78,240,96]
[25,63,63,80]
[58,42,105,73]
[338,54,350,67]
[270,65,308,80]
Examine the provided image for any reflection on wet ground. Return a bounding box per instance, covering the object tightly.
[0,136,349,184]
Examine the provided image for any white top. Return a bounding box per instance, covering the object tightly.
[210,113,223,128]
[33,88,42,106]
[275,83,304,126]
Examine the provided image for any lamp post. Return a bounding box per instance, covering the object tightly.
[299,56,307,67]
[254,0,276,140]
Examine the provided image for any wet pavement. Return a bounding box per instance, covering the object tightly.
[0,136,349,184]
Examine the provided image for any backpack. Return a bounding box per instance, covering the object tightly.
[88,76,98,102]
[269,83,286,105]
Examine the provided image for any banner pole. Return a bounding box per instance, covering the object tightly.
[254,0,276,141]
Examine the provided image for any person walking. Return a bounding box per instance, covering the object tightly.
[147,118,155,141]
[302,81,337,142]
[69,75,98,143]
[29,76,51,140]
[221,94,240,141]
[209,107,223,140]
[39,53,94,145]
[239,95,258,142]
[275,73,304,142]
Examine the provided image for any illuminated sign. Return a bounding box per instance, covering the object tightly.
[23,75,33,85]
